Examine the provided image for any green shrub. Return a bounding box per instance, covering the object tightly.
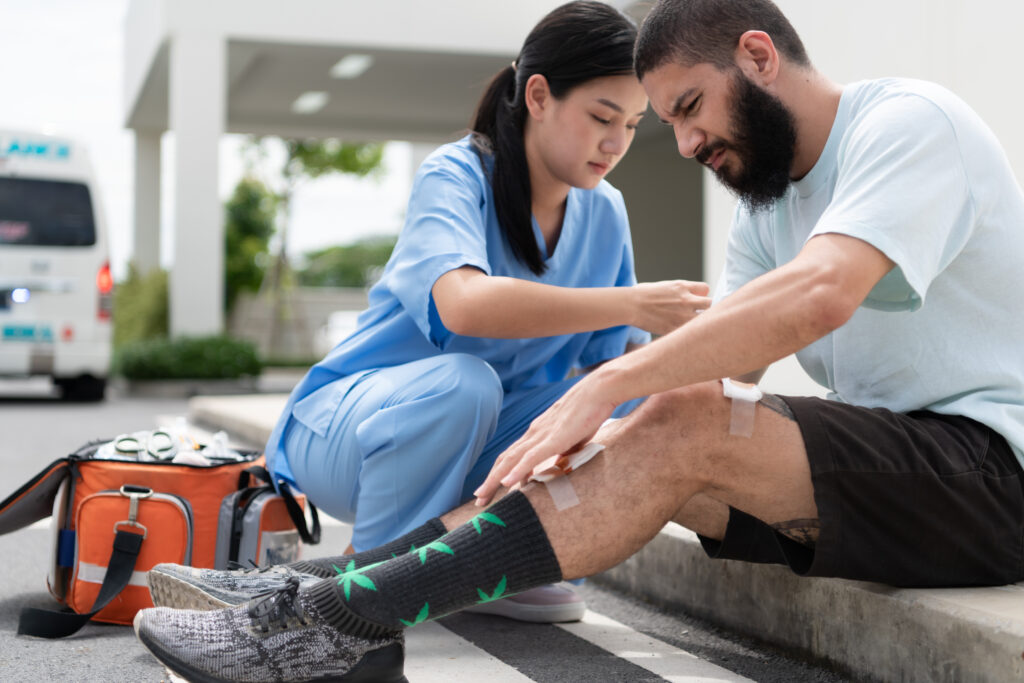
[115,335,262,380]
[113,265,169,348]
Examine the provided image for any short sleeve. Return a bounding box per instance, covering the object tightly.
[713,203,774,303]
[385,155,493,348]
[577,197,651,367]
[810,95,975,311]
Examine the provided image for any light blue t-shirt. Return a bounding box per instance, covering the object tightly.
[715,78,1024,464]
[265,135,648,468]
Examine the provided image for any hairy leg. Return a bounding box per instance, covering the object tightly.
[444,382,816,578]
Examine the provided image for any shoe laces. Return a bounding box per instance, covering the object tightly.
[247,576,309,634]
[228,559,284,575]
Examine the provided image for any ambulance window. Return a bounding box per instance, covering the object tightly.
[0,177,96,246]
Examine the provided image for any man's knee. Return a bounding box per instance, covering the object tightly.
[633,380,727,431]
[624,381,735,486]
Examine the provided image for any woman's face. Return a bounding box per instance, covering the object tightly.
[527,74,649,191]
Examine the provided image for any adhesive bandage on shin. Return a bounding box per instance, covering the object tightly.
[721,378,763,438]
[529,442,604,510]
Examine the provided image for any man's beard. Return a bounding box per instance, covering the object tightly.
[697,71,798,212]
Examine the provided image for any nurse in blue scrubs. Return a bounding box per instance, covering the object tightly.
[264,1,710,619]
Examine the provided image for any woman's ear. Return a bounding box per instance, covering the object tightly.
[524,73,552,121]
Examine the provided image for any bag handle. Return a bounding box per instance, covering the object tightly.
[18,528,144,638]
[238,466,320,546]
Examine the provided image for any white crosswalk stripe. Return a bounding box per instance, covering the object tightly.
[557,611,752,683]
[405,621,534,682]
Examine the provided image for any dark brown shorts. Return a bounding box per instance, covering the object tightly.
[699,396,1024,587]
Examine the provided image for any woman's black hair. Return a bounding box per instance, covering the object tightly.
[470,1,637,275]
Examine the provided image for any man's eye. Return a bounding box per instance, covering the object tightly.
[685,96,702,115]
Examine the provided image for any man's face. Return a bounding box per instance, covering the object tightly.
[643,60,798,211]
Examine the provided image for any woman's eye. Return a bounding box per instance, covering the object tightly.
[591,115,611,125]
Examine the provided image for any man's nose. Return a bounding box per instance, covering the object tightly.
[674,122,703,159]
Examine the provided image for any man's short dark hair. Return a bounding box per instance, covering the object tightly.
[635,0,811,79]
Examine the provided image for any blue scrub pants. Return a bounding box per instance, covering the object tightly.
[282,354,641,551]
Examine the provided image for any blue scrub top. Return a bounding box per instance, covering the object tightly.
[265,135,649,478]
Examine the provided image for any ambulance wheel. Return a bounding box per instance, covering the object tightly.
[57,375,107,402]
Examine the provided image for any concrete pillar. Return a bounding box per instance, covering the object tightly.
[168,32,225,336]
[132,129,162,274]
[606,125,703,283]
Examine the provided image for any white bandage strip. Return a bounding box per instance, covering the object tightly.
[531,442,605,483]
[544,476,581,510]
[530,442,605,510]
[721,378,763,438]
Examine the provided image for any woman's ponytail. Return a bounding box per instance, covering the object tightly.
[472,64,542,275]
[470,1,638,277]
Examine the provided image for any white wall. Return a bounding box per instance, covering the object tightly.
[703,0,1024,396]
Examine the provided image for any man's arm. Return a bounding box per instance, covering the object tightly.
[475,232,895,502]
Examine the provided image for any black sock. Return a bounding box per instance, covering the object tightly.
[307,491,562,637]
[287,517,448,579]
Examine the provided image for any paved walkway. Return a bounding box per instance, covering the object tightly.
[189,390,1024,683]
[0,518,750,683]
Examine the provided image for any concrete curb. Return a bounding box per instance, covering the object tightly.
[594,523,1024,683]
[188,393,1024,683]
[189,393,286,447]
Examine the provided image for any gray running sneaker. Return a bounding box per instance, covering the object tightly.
[148,562,321,610]
[135,577,407,683]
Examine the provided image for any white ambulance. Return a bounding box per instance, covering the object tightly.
[0,130,113,400]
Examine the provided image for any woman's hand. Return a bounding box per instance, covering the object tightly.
[630,280,712,336]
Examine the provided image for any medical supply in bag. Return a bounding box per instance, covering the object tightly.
[0,433,320,638]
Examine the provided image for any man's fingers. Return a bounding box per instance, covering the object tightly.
[475,442,528,504]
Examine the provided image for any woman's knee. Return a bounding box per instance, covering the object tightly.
[432,354,503,409]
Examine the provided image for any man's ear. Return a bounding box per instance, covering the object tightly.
[524,73,552,121]
[734,30,780,86]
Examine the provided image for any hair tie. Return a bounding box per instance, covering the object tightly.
[511,60,518,71]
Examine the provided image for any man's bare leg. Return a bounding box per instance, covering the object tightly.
[441,380,814,578]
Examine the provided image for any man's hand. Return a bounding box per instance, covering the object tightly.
[474,374,618,505]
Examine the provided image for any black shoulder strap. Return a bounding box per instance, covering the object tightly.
[17,528,144,639]
[238,465,321,546]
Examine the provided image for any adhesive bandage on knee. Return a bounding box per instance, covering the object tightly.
[721,378,763,438]
[529,442,604,510]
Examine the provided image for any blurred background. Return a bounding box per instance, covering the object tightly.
[2,0,1022,398]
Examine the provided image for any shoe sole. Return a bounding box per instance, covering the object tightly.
[461,600,586,623]
[135,614,409,683]
[147,571,236,611]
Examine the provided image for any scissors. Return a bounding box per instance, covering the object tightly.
[113,430,176,460]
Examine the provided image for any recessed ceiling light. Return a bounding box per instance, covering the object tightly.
[330,54,374,79]
[291,91,329,114]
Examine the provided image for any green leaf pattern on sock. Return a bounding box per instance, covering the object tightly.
[334,559,383,600]
[416,540,454,564]
[475,575,508,603]
[470,511,507,535]
[400,602,430,627]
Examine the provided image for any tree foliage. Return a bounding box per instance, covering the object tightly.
[224,176,276,313]
[282,139,385,182]
[113,265,168,347]
[297,236,397,288]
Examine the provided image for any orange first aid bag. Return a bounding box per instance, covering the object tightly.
[0,438,319,638]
